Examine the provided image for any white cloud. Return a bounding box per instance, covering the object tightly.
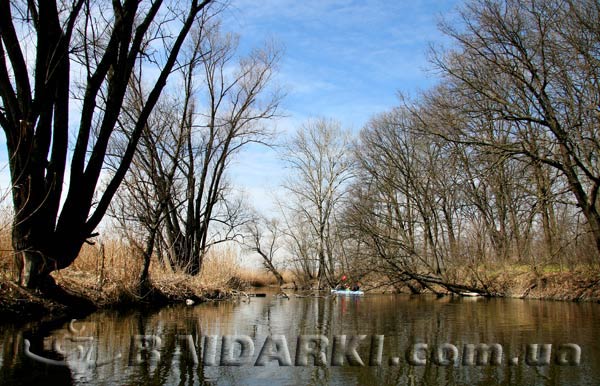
[221,1,463,216]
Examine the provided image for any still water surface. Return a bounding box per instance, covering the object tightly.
[1,292,599,385]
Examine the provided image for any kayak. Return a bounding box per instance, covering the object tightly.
[331,289,364,296]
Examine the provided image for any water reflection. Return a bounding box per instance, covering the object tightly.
[0,319,74,386]
[1,293,599,385]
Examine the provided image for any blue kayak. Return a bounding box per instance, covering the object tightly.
[331,289,364,296]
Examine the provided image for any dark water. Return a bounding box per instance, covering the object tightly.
[1,293,599,385]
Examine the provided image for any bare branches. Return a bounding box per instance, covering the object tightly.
[110,14,281,277]
[342,0,600,294]
[429,0,600,256]
[0,0,215,287]
[243,214,284,286]
[280,118,354,286]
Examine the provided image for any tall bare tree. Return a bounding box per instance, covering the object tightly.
[349,109,464,283]
[346,102,563,294]
[281,118,353,287]
[244,214,285,286]
[0,0,213,288]
[111,17,282,279]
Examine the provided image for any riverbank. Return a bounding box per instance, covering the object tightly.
[1,240,599,326]
[363,264,600,302]
[1,266,599,326]
[0,274,232,325]
[495,266,600,302]
[0,279,71,322]
[0,240,279,324]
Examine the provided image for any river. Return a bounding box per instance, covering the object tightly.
[1,292,599,385]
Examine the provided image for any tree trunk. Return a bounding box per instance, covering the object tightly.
[13,240,82,289]
[265,262,284,287]
[14,250,45,289]
[12,214,82,288]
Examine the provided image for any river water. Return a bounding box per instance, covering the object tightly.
[1,292,599,385]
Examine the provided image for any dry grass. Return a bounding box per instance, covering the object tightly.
[145,246,247,300]
[54,241,247,304]
[350,259,600,302]
[51,238,142,305]
[199,245,244,288]
[236,268,295,287]
[0,215,289,307]
[237,269,277,287]
[475,262,600,301]
[52,241,284,304]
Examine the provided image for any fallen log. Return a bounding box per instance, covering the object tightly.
[392,269,496,297]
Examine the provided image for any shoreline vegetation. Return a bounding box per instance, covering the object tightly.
[0,237,279,323]
[1,235,598,325]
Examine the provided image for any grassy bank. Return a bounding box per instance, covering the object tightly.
[359,263,600,302]
[0,233,291,323]
[475,264,600,302]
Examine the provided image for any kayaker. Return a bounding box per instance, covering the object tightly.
[334,275,348,290]
[351,282,360,291]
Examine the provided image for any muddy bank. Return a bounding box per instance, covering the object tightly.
[0,280,72,323]
[504,270,600,302]
[0,276,230,326]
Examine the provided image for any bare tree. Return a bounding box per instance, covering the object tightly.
[244,215,285,286]
[348,109,463,286]
[346,103,554,294]
[168,23,281,275]
[109,89,187,292]
[110,16,282,280]
[281,118,354,287]
[429,0,600,257]
[0,0,213,288]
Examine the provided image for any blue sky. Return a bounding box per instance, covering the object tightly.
[221,0,461,215]
[0,0,462,219]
